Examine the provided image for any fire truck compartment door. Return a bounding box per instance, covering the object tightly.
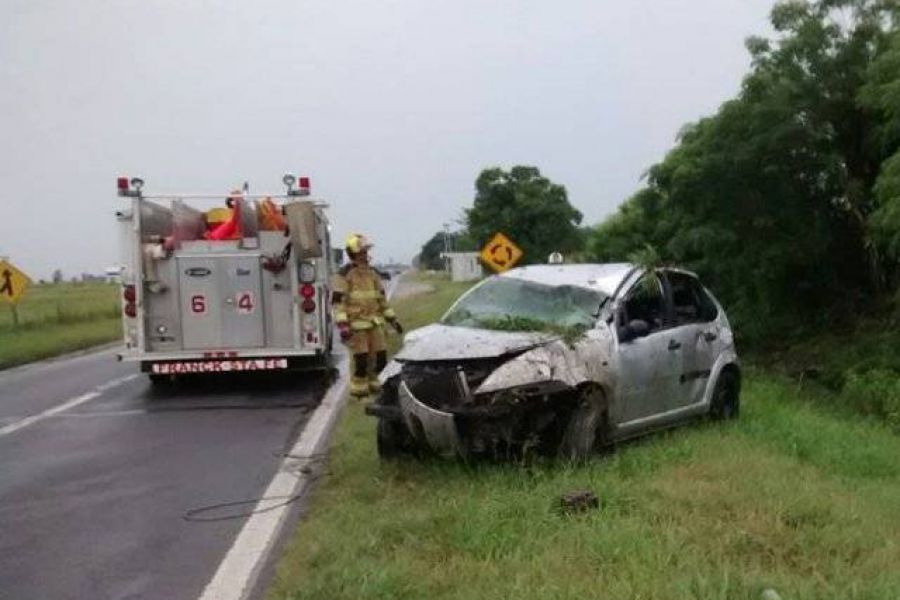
[178,256,265,349]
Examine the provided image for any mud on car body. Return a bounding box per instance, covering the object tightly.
[366,264,741,460]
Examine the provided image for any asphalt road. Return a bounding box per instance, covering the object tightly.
[0,347,331,600]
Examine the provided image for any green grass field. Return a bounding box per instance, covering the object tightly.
[268,274,900,600]
[0,282,121,369]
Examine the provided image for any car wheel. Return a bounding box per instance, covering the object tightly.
[710,369,740,420]
[376,417,415,459]
[559,386,607,462]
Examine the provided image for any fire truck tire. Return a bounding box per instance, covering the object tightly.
[148,373,172,387]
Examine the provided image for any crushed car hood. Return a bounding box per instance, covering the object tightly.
[394,324,556,362]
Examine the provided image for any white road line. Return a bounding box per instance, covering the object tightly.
[0,373,139,438]
[199,274,405,600]
[198,360,349,600]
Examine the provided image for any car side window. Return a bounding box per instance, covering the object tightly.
[667,272,718,324]
[623,273,665,333]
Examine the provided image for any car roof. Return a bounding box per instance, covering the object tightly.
[498,263,637,296]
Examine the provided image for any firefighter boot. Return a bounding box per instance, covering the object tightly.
[369,350,388,394]
[350,353,370,399]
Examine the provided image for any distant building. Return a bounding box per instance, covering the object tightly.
[442,252,483,282]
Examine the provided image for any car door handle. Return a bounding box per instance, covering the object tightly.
[703,332,717,342]
[668,339,681,351]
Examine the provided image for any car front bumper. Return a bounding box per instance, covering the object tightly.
[397,380,463,458]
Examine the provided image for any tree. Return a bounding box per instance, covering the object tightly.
[51,269,63,284]
[466,166,583,265]
[862,30,900,272]
[586,0,900,342]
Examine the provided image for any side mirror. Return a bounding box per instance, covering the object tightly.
[619,318,650,342]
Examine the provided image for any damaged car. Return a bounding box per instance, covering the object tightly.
[366,263,740,460]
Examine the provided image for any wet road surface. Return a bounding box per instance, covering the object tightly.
[0,349,329,600]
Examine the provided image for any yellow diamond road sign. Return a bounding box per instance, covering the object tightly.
[480,232,523,273]
[0,259,32,305]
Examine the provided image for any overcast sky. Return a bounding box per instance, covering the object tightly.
[0,0,774,279]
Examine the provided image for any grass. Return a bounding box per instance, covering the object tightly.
[268,273,900,600]
[755,303,900,430]
[0,282,121,369]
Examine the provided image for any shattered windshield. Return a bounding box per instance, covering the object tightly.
[441,277,605,331]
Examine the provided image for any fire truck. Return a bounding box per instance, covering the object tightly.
[114,175,334,381]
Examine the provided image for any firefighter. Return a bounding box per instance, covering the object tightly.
[332,233,403,398]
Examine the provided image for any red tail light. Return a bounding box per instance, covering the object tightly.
[300,284,315,299]
[301,298,316,313]
[124,303,137,318]
[117,177,129,193]
[123,285,136,303]
[298,177,310,191]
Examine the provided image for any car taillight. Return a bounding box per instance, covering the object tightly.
[301,298,316,313]
[124,303,137,318]
[123,285,136,303]
[117,176,129,194]
[300,284,315,299]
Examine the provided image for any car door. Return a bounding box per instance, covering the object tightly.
[663,271,720,409]
[613,271,683,423]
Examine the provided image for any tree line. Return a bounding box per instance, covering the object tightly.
[419,0,900,343]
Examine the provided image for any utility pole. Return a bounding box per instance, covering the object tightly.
[442,223,451,273]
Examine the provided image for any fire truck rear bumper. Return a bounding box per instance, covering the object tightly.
[118,348,333,371]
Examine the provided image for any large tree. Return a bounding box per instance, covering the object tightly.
[466,166,583,265]
[589,0,900,342]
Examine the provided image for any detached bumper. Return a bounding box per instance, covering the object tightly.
[397,381,463,458]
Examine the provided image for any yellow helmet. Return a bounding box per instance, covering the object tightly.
[345,233,373,254]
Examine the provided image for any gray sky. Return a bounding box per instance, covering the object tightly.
[1,0,773,279]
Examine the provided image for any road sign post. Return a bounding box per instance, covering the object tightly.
[479,232,524,273]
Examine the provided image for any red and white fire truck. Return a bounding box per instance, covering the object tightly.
[114,175,334,381]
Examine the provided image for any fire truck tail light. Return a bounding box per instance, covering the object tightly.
[123,284,136,303]
[124,303,137,318]
[298,177,310,190]
[117,177,129,193]
[300,284,315,299]
[301,298,316,313]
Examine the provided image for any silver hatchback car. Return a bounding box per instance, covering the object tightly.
[367,263,740,460]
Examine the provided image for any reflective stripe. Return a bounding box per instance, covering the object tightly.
[383,308,396,319]
[350,378,369,396]
[351,320,374,330]
[335,311,348,322]
[349,289,381,300]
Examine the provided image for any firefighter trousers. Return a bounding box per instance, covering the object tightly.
[348,326,387,397]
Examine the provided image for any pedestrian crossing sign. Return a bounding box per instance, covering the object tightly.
[0,259,32,305]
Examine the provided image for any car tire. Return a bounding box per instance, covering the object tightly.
[559,386,607,462]
[376,417,415,459]
[710,369,740,420]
